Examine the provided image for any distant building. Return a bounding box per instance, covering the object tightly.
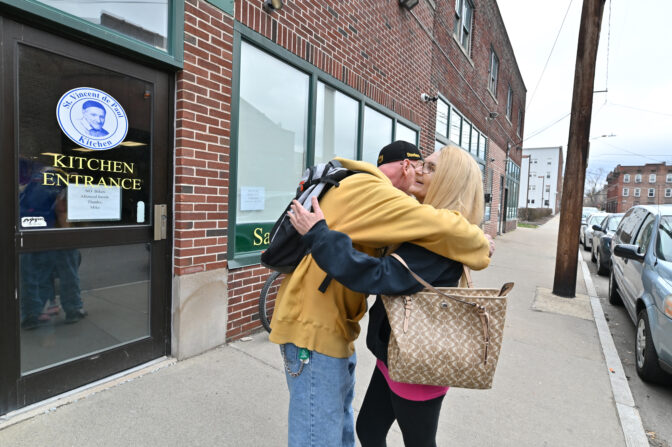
[519,146,564,214]
[605,163,672,212]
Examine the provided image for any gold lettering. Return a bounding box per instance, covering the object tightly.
[96,177,108,187]
[76,156,86,170]
[120,178,133,189]
[56,173,69,186]
[132,179,142,190]
[253,227,264,246]
[87,158,100,171]
[70,174,83,185]
[112,161,122,173]
[264,232,270,245]
[122,162,134,174]
[43,172,55,186]
[51,155,68,168]
[99,159,112,172]
[84,176,94,186]
[108,177,120,188]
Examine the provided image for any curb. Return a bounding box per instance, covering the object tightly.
[578,251,649,447]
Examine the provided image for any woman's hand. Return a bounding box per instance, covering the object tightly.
[288,196,325,235]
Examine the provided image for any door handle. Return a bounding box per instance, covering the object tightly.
[154,204,167,240]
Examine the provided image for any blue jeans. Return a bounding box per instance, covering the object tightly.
[20,249,82,319]
[281,343,356,447]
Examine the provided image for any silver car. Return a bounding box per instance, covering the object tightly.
[581,212,608,251]
[610,205,672,383]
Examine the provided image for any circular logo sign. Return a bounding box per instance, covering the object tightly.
[56,87,129,150]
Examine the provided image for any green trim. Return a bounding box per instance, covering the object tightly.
[228,23,423,265]
[0,0,183,68]
[205,0,234,15]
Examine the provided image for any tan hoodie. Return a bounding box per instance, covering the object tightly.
[269,158,490,358]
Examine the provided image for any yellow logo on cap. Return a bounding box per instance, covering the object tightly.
[378,155,384,164]
[407,153,420,158]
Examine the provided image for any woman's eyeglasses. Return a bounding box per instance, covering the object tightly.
[413,160,436,175]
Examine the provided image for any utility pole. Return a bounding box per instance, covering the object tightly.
[523,155,531,218]
[553,0,607,297]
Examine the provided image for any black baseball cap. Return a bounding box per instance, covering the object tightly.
[377,140,423,167]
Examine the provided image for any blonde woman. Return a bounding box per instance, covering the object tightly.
[288,144,485,447]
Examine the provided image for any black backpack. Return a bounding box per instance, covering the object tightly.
[260,160,361,274]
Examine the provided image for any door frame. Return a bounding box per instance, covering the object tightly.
[0,17,174,414]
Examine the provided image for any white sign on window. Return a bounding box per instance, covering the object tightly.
[240,186,265,211]
[67,185,122,221]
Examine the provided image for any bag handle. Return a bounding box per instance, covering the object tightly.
[389,252,492,365]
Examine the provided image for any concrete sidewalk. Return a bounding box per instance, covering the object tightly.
[0,216,633,446]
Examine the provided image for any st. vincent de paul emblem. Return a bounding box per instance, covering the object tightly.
[56,87,129,150]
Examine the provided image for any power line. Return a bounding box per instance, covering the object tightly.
[523,112,571,142]
[525,0,574,113]
[608,102,672,117]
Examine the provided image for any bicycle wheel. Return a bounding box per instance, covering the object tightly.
[259,271,283,333]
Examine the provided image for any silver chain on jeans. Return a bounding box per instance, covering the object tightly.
[281,344,306,378]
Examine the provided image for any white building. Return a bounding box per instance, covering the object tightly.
[519,146,564,214]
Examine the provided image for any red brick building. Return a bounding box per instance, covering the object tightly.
[605,163,672,212]
[0,0,525,413]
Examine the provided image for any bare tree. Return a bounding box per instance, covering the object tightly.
[584,168,607,208]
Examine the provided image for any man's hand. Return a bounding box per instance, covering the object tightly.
[288,196,325,235]
[485,234,495,257]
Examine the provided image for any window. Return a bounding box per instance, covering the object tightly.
[395,122,418,146]
[634,188,641,197]
[648,188,655,198]
[506,160,520,219]
[488,49,499,96]
[623,174,630,183]
[545,185,550,192]
[649,174,656,183]
[547,158,552,165]
[454,0,474,55]
[506,86,512,120]
[517,109,523,136]
[449,109,462,145]
[436,99,449,138]
[532,159,538,164]
[665,188,672,198]
[622,188,629,197]
[470,127,479,154]
[546,171,551,179]
[363,106,393,164]
[530,184,536,190]
[635,174,642,183]
[667,173,672,183]
[461,121,472,151]
[635,214,656,253]
[315,83,358,164]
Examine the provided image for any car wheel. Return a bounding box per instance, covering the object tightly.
[591,245,597,263]
[596,249,608,276]
[608,271,621,305]
[635,309,668,384]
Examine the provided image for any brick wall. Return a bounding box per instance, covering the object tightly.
[175,0,234,276]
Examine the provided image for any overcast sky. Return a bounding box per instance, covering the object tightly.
[497,0,672,178]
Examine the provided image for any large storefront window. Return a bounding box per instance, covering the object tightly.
[506,160,521,219]
[231,31,418,264]
[39,0,169,50]
[315,82,358,163]
[237,41,308,231]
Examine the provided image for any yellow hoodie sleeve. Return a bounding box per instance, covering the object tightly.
[321,160,491,270]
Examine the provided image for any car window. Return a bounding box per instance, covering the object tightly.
[618,208,648,244]
[607,216,622,232]
[657,216,672,261]
[634,214,655,253]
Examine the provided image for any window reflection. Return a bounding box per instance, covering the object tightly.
[39,0,169,50]
[237,42,309,224]
[395,122,417,145]
[315,83,358,163]
[20,244,150,374]
[362,106,392,165]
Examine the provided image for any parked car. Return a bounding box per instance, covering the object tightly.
[581,206,599,243]
[591,213,623,275]
[582,212,609,251]
[609,204,672,383]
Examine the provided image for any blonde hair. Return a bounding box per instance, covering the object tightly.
[423,144,484,226]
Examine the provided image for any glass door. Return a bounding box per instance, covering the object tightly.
[0,17,172,414]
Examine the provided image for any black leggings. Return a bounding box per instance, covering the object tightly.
[356,367,445,447]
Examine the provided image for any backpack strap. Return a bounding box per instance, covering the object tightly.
[318,274,332,293]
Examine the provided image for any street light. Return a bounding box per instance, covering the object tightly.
[539,175,545,208]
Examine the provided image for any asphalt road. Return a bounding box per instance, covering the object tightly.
[580,248,672,447]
